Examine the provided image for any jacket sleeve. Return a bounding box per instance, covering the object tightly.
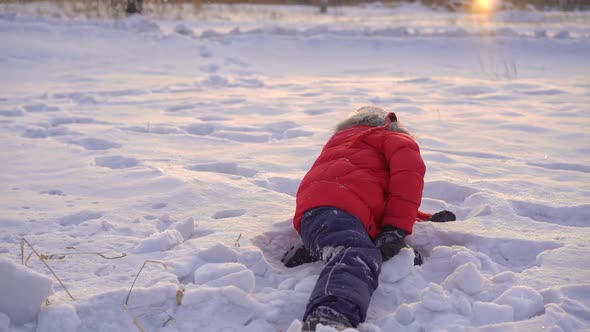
[417,210,433,221]
[381,134,426,234]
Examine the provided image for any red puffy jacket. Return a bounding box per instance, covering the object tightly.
[293,115,430,239]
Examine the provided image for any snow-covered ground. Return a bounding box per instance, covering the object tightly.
[0,2,589,332]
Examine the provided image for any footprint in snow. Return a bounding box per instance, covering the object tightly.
[58,211,104,226]
[22,126,72,139]
[252,177,301,197]
[174,23,194,37]
[224,56,248,68]
[151,202,167,209]
[52,91,100,105]
[69,138,121,150]
[199,46,212,58]
[122,125,181,135]
[510,200,590,227]
[421,148,510,161]
[198,75,265,89]
[448,85,497,96]
[526,161,590,174]
[94,264,115,277]
[369,96,414,105]
[101,88,146,98]
[187,162,258,178]
[183,119,311,143]
[497,123,549,133]
[212,209,246,220]
[183,123,216,136]
[503,83,541,90]
[423,180,479,205]
[391,105,426,115]
[520,88,565,96]
[200,64,219,73]
[251,219,302,267]
[219,98,246,105]
[234,78,264,88]
[212,131,271,143]
[40,189,65,196]
[397,77,438,84]
[95,155,138,169]
[0,109,24,117]
[22,103,60,113]
[304,108,331,115]
[166,104,196,112]
[198,115,230,122]
[298,92,323,97]
[49,116,105,127]
[263,120,313,140]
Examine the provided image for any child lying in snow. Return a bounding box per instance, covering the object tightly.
[284,106,455,331]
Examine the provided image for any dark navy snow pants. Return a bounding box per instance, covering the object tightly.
[300,207,383,327]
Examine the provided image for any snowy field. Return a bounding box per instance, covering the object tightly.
[0,2,589,331]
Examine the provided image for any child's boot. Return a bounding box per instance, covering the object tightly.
[302,306,353,331]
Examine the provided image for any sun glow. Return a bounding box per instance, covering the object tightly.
[473,0,500,13]
[477,0,492,11]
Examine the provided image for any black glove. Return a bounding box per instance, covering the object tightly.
[426,210,456,223]
[374,226,409,261]
[413,248,423,266]
[281,243,319,268]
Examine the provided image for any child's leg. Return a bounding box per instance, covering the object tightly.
[300,207,382,327]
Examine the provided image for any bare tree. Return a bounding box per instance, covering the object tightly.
[126,0,143,15]
[320,0,328,13]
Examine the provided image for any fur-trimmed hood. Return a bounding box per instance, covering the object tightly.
[334,106,411,136]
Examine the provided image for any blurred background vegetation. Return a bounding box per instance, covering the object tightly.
[0,0,588,19]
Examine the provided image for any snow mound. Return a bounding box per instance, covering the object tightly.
[421,283,453,312]
[36,303,81,332]
[380,248,415,283]
[194,262,255,293]
[133,229,184,253]
[0,312,10,332]
[0,258,54,325]
[199,243,239,263]
[472,301,514,325]
[176,285,265,330]
[442,262,488,295]
[174,217,196,240]
[494,286,545,320]
[58,211,104,226]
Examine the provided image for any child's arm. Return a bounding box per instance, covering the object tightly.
[416,210,432,221]
[381,135,426,234]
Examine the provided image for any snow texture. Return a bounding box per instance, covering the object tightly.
[36,304,81,332]
[0,258,54,325]
[133,229,184,253]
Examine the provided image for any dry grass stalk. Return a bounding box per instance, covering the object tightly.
[42,246,127,260]
[124,304,176,330]
[124,260,167,305]
[20,238,76,301]
[123,259,175,331]
[123,304,146,332]
[234,233,242,247]
[176,288,185,305]
[24,252,35,265]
